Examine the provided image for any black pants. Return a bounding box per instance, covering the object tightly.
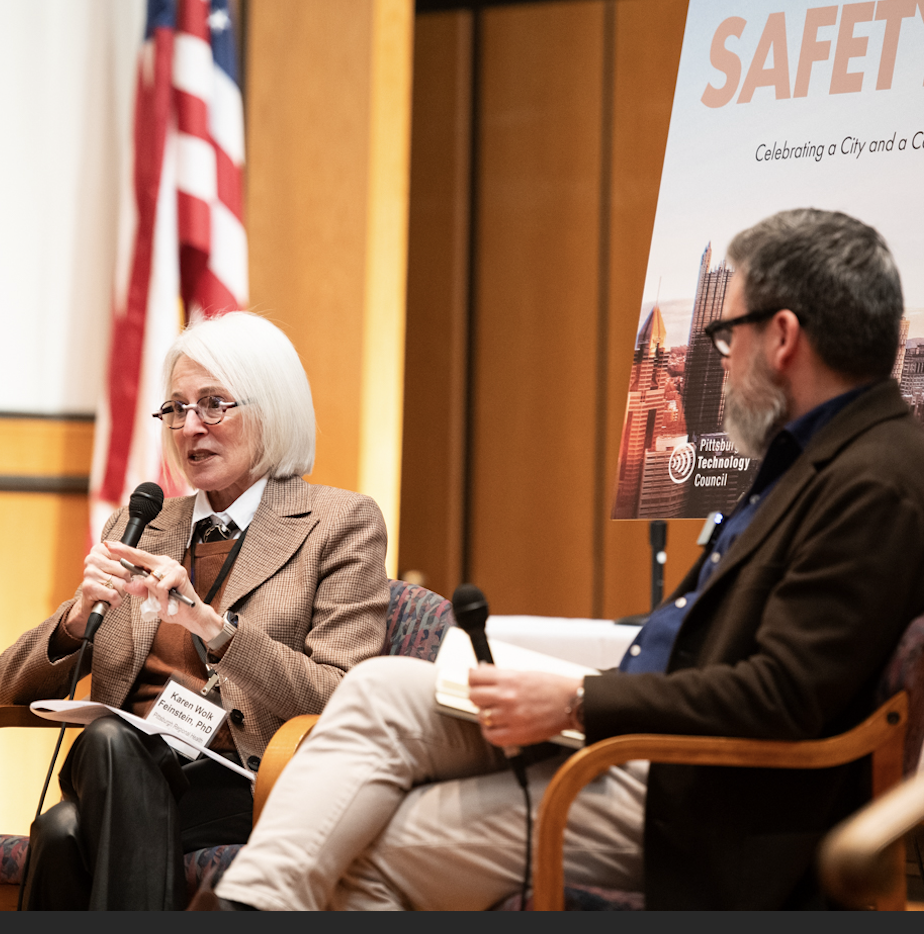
[22,717,253,910]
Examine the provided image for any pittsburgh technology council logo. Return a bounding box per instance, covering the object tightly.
[669,442,696,484]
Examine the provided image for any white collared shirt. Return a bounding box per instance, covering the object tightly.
[187,476,269,548]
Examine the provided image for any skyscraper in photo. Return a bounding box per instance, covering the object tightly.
[614,304,672,518]
[683,244,733,438]
[893,317,910,381]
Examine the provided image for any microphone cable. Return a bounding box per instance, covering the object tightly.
[17,616,99,910]
[452,583,533,911]
[515,764,532,911]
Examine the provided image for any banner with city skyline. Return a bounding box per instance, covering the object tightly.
[614,0,924,520]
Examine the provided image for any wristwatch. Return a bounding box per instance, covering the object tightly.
[207,610,239,652]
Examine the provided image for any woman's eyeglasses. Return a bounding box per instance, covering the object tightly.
[152,396,243,429]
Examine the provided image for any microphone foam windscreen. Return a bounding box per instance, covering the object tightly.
[451,583,488,631]
[128,482,165,523]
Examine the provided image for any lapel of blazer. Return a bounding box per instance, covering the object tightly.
[692,380,909,605]
[124,494,196,674]
[215,475,318,615]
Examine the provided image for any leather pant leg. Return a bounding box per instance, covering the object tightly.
[23,716,189,911]
[21,800,90,910]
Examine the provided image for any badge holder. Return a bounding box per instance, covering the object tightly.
[146,676,228,760]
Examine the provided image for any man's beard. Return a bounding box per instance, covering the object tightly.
[723,355,789,459]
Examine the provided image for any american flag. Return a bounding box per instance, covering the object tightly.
[90,0,247,536]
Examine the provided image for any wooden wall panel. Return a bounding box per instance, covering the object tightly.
[400,0,695,618]
[246,0,413,574]
[246,0,371,494]
[398,11,472,599]
[469,2,605,616]
[0,419,92,834]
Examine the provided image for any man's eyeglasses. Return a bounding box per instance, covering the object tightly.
[152,396,244,429]
[704,308,783,357]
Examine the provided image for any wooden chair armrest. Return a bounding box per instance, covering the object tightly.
[819,766,924,909]
[0,705,71,729]
[253,714,320,825]
[533,691,908,911]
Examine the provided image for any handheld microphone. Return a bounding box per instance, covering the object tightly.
[85,482,165,640]
[451,583,494,665]
[451,583,529,786]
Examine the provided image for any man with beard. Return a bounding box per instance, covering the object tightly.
[208,208,924,910]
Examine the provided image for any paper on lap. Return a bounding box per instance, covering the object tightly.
[29,699,255,782]
[433,626,598,749]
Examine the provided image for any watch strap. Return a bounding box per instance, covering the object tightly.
[207,610,239,652]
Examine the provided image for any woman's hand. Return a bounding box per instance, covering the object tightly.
[104,541,225,643]
[64,541,137,638]
[467,667,582,748]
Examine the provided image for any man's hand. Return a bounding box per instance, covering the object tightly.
[467,667,583,747]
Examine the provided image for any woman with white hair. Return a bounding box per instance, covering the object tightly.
[0,312,389,910]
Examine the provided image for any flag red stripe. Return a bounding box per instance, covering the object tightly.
[177,0,210,42]
[180,243,210,311]
[215,146,243,221]
[196,267,240,316]
[175,87,209,139]
[99,28,174,504]
[178,189,211,252]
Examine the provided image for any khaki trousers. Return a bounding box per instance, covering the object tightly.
[217,656,646,910]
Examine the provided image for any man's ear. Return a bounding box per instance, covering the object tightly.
[766,309,802,373]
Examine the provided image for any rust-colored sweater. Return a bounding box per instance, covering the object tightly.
[125,538,237,751]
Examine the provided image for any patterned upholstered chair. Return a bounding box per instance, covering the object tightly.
[818,615,924,908]
[0,578,454,909]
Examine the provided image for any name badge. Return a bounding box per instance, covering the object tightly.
[146,677,228,760]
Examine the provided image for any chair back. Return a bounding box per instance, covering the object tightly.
[384,579,454,661]
[876,613,924,775]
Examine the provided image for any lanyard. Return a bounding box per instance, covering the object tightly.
[189,526,249,676]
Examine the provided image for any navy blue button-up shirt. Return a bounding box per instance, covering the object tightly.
[618,384,871,675]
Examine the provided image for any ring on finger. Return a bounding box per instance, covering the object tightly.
[482,708,495,729]
[151,567,167,582]
[104,577,114,590]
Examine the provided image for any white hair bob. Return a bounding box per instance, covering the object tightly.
[161,311,316,483]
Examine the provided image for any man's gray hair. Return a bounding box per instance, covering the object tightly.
[162,311,316,482]
[727,208,903,380]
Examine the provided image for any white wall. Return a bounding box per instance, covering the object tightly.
[0,0,144,416]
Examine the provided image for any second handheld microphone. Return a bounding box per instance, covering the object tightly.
[451,583,529,786]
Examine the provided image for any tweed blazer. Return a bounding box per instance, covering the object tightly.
[584,380,924,908]
[0,476,389,772]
